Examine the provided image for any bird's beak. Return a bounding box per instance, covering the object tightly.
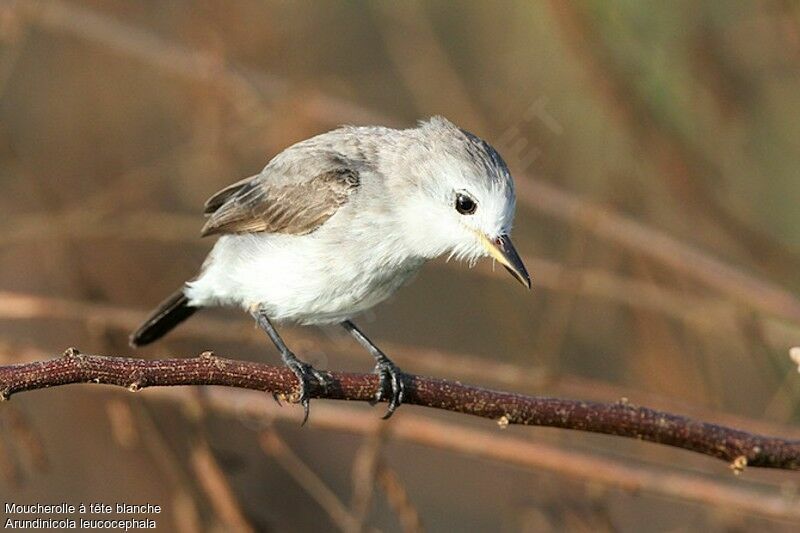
[479,233,531,289]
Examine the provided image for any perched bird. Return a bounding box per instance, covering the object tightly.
[130,116,530,421]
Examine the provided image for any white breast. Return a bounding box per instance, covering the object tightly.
[184,215,425,325]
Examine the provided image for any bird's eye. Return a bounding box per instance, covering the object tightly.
[455,193,477,215]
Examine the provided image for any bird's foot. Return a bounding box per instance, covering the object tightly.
[283,357,331,425]
[373,358,405,419]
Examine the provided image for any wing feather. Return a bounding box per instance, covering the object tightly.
[203,175,257,215]
[201,167,360,237]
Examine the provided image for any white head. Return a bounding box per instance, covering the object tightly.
[389,116,530,288]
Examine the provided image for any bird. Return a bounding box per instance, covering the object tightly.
[130,116,530,422]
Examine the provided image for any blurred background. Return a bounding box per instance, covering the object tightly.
[1,0,800,531]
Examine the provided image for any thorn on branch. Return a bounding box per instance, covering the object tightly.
[497,414,510,429]
[127,370,145,392]
[616,396,634,408]
[62,347,83,360]
[730,456,748,475]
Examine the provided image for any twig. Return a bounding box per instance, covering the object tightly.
[125,401,204,531]
[1,349,799,472]
[259,429,362,533]
[105,398,139,449]
[171,490,203,533]
[190,439,255,533]
[372,1,486,131]
[0,420,20,486]
[5,404,48,472]
[532,227,588,372]
[376,466,423,533]
[350,423,388,531]
[0,0,28,101]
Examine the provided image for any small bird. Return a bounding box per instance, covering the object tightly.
[130,116,530,421]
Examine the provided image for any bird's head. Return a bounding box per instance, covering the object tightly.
[392,116,530,289]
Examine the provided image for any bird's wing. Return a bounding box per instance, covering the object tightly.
[201,165,360,237]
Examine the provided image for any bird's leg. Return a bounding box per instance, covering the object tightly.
[251,308,329,424]
[341,320,405,419]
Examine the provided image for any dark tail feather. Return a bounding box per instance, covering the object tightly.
[129,288,198,347]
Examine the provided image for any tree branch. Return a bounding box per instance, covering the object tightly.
[2,349,799,472]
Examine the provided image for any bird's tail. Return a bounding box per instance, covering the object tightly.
[129,287,198,347]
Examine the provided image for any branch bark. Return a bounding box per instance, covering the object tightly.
[2,349,799,471]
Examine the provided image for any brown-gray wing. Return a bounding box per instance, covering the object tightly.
[200,168,360,237]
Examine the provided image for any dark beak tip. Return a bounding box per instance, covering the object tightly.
[501,263,531,290]
[495,234,531,291]
[520,271,532,290]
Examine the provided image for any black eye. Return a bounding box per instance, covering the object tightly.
[455,193,477,215]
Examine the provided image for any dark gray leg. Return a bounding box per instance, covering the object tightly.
[252,308,328,424]
[341,320,405,418]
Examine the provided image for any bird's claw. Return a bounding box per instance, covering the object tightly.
[284,358,330,425]
[372,359,405,419]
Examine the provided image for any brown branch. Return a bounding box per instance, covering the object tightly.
[7,346,799,519]
[1,349,799,471]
